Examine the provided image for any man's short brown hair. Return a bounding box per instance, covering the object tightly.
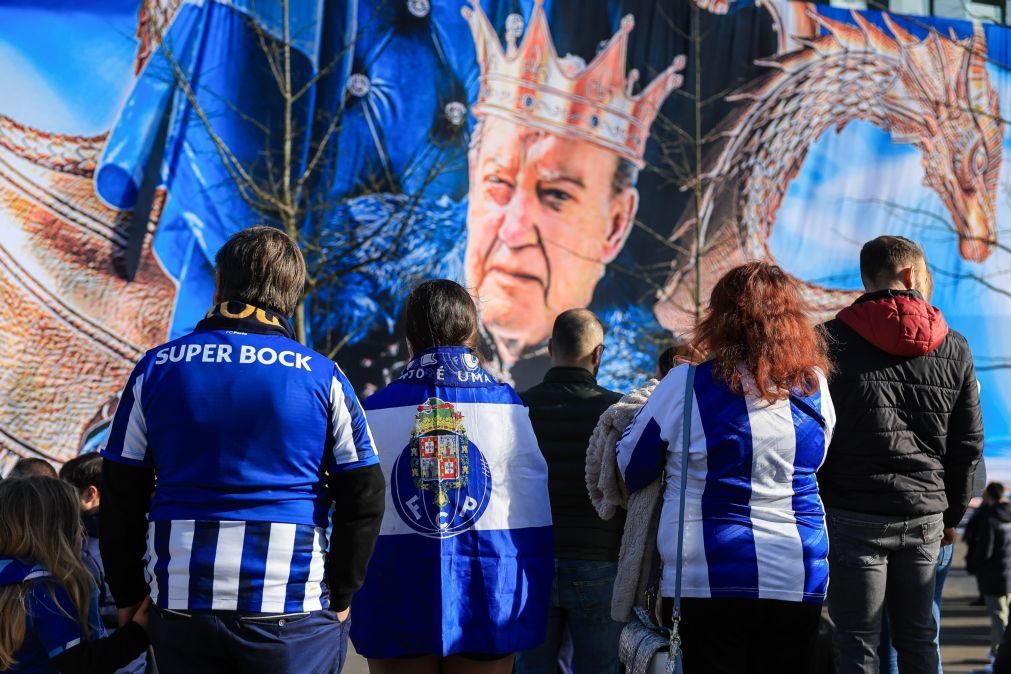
[859,236,925,287]
[215,226,306,316]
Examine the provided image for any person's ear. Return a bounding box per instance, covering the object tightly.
[601,187,639,264]
[592,344,604,367]
[899,266,914,290]
[82,485,100,510]
[213,271,222,305]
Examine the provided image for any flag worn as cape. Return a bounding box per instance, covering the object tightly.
[349,346,552,657]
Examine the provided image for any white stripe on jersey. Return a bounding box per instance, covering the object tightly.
[165,520,195,609]
[122,374,148,461]
[261,523,298,613]
[330,376,357,465]
[746,398,806,601]
[146,521,159,604]
[211,522,246,610]
[303,527,328,611]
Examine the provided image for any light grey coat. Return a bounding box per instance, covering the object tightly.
[585,379,663,622]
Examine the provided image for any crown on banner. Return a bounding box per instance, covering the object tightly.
[462,0,685,168]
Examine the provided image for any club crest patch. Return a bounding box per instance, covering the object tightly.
[391,397,492,537]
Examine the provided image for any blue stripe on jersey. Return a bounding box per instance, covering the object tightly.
[153,521,172,601]
[284,525,316,612]
[790,388,829,602]
[238,521,271,610]
[622,417,669,492]
[364,382,523,411]
[188,521,219,610]
[694,363,760,598]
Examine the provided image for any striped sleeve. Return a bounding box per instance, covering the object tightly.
[101,359,152,467]
[616,365,690,492]
[327,364,379,472]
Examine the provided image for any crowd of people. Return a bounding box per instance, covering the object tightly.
[0,228,990,674]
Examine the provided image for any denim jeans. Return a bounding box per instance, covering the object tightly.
[878,540,954,674]
[826,508,944,674]
[515,559,623,674]
[149,607,349,673]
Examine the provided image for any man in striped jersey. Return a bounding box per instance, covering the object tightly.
[99,227,385,674]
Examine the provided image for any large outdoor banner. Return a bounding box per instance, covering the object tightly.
[1,0,1009,474]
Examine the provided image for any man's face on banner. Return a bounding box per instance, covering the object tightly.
[465,116,639,353]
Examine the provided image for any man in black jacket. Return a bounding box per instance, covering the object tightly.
[515,309,624,674]
[821,236,984,674]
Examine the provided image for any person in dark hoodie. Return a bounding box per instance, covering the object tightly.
[820,235,984,674]
[972,482,1011,662]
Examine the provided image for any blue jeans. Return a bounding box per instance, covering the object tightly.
[149,607,349,673]
[878,542,954,674]
[515,559,623,674]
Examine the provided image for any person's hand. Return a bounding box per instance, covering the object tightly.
[337,608,350,623]
[942,527,956,546]
[118,596,149,627]
[130,596,152,630]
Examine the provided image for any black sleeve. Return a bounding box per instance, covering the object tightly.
[50,622,148,674]
[325,463,386,611]
[943,346,985,529]
[99,460,155,608]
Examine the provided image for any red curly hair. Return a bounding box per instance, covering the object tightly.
[690,262,831,403]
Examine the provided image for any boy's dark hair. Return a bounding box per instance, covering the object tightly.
[59,453,103,494]
[859,236,925,288]
[215,226,306,316]
[9,458,57,479]
[404,280,479,354]
[986,482,1005,502]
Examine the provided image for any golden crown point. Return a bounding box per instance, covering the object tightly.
[463,0,686,168]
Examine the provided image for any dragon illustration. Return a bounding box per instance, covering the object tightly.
[656,10,1004,331]
[0,8,176,471]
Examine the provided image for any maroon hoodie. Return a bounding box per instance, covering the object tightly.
[836,290,949,357]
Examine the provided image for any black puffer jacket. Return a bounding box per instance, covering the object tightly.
[819,290,984,528]
[521,367,624,560]
[971,502,1011,595]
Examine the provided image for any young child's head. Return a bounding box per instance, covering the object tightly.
[985,482,1006,505]
[0,477,94,668]
[59,454,103,515]
[8,458,57,480]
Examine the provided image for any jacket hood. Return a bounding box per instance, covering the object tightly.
[992,503,1011,523]
[0,558,50,587]
[837,290,949,357]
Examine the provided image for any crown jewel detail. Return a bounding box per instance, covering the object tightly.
[462,0,685,168]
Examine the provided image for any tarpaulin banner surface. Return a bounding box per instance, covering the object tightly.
[1,0,1009,475]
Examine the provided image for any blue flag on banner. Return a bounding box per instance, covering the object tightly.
[350,346,552,657]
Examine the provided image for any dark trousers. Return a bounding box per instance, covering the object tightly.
[515,559,623,674]
[661,597,822,674]
[826,509,943,674]
[149,607,349,674]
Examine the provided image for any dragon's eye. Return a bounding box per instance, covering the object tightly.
[973,144,988,175]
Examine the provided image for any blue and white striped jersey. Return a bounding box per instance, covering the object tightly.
[617,362,835,603]
[102,308,378,612]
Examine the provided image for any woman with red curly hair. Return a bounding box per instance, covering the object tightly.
[617,262,836,674]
